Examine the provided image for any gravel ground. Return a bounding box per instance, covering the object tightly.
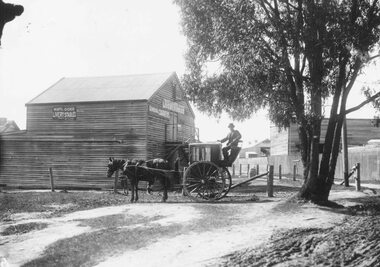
[2,179,378,266]
[219,196,380,267]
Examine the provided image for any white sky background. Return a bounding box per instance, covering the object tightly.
[0,0,379,147]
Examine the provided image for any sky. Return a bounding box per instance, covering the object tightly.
[1,0,379,147]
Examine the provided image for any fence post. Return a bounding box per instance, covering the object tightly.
[267,165,274,197]
[256,164,259,175]
[279,165,282,180]
[49,167,55,192]
[232,164,235,176]
[356,163,361,191]
[239,164,242,176]
[247,164,250,177]
[293,165,297,181]
[114,169,119,193]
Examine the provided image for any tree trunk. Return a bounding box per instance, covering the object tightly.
[324,115,344,197]
[298,122,311,180]
[298,3,327,201]
[297,75,324,201]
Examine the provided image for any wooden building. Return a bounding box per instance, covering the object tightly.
[238,139,270,158]
[0,72,196,189]
[0,118,20,133]
[270,118,380,156]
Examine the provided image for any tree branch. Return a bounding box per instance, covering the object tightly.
[345,91,380,115]
[343,57,362,98]
[367,54,380,62]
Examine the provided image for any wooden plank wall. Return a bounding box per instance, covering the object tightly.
[270,148,380,182]
[344,119,380,146]
[271,119,380,156]
[0,136,143,188]
[0,100,149,189]
[334,146,380,181]
[147,74,195,160]
[268,154,304,176]
[26,101,147,138]
[270,125,289,156]
[25,100,148,156]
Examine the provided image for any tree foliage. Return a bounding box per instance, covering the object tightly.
[176,0,380,202]
[0,0,24,46]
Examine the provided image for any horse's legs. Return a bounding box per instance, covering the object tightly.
[134,167,139,202]
[162,176,168,202]
[135,179,139,202]
[147,180,153,195]
[130,178,135,202]
[125,178,129,196]
[122,178,128,196]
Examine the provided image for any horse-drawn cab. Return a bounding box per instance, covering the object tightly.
[182,142,241,200]
[188,142,241,167]
[107,141,242,202]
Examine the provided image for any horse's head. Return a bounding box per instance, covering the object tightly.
[107,157,125,177]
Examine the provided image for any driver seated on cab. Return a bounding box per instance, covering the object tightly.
[218,123,242,161]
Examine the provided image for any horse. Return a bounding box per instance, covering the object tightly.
[106,158,130,195]
[107,157,171,202]
[142,158,171,198]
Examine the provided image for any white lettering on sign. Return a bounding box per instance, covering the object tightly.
[149,106,170,119]
[162,99,185,114]
[52,106,77,120]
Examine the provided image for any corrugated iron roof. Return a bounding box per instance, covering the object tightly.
[27,72,175,104]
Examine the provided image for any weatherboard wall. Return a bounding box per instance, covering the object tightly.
[1,100,149,188]
[146,74,195,160]
[0,135,131,188]
[26,100,148,140]
[271,119,380,156]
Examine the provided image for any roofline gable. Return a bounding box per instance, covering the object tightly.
[173,73,196,118]
[148,72,195,118]
[148,72,176,102]
[26,72,175,105]
[25,99,148,106]
[26,77,65,106]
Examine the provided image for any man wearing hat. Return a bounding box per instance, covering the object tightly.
[218,123,242,161]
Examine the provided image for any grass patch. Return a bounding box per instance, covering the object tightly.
[22,223,183,267]
[1,222,49,236]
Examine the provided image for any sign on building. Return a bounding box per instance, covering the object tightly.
[162,99,185,114]
[149,105,170,119]
[52,107,77,120]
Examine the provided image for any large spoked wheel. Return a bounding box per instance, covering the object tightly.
[183,161,232,201]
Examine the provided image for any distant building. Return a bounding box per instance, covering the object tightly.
[0,118,20,133]
[270,118,380,156]
[239,139,270,158]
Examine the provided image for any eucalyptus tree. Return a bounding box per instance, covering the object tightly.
[0,0,24,46]
[175,0,380,203]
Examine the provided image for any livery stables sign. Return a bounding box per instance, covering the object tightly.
[162,99,185,114]
[149,106,170,119]
[52,107,77,120]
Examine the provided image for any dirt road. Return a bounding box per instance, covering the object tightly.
[0,184,376,266]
